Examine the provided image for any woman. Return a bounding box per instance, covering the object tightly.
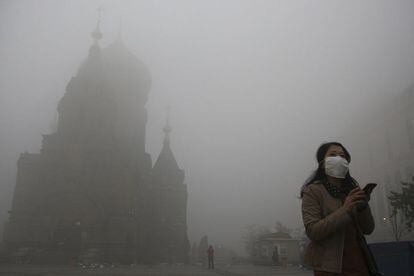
[301,142,378,276]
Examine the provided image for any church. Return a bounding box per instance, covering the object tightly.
[3,20,189,264]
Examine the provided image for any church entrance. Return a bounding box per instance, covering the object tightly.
[52,221,82,252]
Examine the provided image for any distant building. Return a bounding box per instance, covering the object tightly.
[343,87,414,242]
[252,232,300,266]
[3,21,189,264]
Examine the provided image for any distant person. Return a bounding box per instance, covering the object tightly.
[272,246,279,265]
[301,142,380,276]
[207,245,214,269]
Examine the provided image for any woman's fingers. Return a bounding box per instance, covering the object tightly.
[353,190,366,197]
[344,189,367,209]
[353,195,367,202]
[350,199,367,207]
[348,187,361,196]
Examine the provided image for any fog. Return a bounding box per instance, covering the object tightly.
[1,0,414,255]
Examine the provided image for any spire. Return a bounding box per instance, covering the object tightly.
[163,106,172,145]
[153,106,184,184]
[91,6,103,45]
[88,6,103,58]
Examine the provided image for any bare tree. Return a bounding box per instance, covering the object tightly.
[388,178,414,241]
[274,221,291,234]
[388,209,409,242]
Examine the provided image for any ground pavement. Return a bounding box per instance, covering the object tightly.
[215,264,312,276]
[0,264,312,276]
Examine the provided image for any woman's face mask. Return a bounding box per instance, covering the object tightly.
[324,156,349,179]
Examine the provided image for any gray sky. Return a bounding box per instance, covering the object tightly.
[1,0,414,254]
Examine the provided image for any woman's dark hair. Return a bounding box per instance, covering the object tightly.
[300,142,358,197]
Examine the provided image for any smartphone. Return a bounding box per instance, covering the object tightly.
[362,183,377,195]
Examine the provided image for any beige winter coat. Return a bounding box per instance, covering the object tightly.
[301,181,375,273]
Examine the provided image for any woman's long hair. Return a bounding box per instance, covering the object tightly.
[300,142,358,197]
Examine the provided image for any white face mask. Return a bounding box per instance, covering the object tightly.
[324,156,349,179]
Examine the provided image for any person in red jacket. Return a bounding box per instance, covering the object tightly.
[206,245,214,269]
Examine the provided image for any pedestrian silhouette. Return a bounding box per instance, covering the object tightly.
[207,245,214,269]
[272,246,279,265]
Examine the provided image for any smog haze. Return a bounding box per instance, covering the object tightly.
[1,0,414,254]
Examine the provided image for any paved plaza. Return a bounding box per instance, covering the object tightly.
[0,264,312,276]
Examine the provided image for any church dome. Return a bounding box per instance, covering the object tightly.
[102,38,151,105]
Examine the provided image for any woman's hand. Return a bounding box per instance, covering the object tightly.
[343,188,367,211]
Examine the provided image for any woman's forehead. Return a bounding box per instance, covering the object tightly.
[327,145,344,153]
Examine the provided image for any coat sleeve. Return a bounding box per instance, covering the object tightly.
[301,185,353,242]
[355,204,375,235]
